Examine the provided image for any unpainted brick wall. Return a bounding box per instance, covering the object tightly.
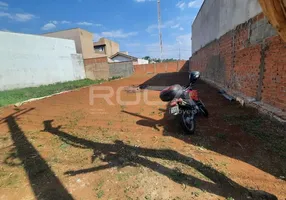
[134,60,189,75]
[83,57,108,66]
[190,13,286,111]
[84,62,109,80]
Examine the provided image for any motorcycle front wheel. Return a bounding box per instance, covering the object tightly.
[180,112,196,134]
[198,100,209,117]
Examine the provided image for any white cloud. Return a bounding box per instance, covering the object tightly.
[94,33,101,41]
[0,11,35,22]
[94,30,137,41]
[126,43,141,47]
[176,1,186,10]
[176,34,191,46]
[14,13,35,22]
[41,23,56,31]
[61,20,71,24]
[147,20,185,33]
[188,0,203,8]
[171,24,180,29]
[146,20,176,33]
[0,11,10,18]
[134,0,155,2]
[77,21,93,26]
[48,20,98,26]
[101,30,138,38]
[0,1,8,7]
[180,27,184,31]
[143,33,192,59]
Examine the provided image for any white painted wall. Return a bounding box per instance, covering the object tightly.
[192,0,262,53]
[137,59,149,65]
[0,31,86,91]
[71,54,86,80]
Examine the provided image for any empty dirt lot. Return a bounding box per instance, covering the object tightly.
[0,73,285,200]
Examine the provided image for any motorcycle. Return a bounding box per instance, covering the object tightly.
[159,71,208,134]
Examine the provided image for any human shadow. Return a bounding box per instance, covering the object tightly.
[43,120,277,200]
[0,109,73,200]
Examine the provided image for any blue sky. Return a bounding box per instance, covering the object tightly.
[0,0,203,59]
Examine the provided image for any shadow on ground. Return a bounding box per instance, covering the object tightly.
[43,120,277,200]
[127,73,286,180]
[0,109,74,200]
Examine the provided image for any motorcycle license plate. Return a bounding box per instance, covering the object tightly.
[170,105,179,115]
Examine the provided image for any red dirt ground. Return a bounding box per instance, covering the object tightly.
[0,73,285,200]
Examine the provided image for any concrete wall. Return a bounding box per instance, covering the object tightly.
[109,62,134,78]
[94,38,120,57]
[190,12,286,113]
[71,54,86,80]
[44,28,98,59]
[104,38,119,57]
[0,31,85,91]
[136,58,149,65]
[79,29,98,59]
[43,29,82,55]
[192,0,262,53]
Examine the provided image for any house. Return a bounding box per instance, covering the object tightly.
[94,38,119,57]
[43,28,103,59]
[110,52,149,65]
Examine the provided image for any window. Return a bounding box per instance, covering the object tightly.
[95,46,104,52]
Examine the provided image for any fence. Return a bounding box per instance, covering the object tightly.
[84,59,134,80]
[0,31,86,91]
[109,62,134,78]
[134,61,189,75]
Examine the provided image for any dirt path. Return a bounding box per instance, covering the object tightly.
[0,74,285,200]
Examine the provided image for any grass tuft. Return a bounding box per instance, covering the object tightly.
[0,79,104,107]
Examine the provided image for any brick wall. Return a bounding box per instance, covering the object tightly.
[83,56,108,66]
[190,13,286,112]
[134,60,189,75]
[84,62,109,80]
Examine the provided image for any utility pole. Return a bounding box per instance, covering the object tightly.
[157,0,163,62]
[178,41,181,61]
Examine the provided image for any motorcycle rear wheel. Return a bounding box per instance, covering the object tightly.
[180,112,196,134]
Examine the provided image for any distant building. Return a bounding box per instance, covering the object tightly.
[43,28,103,59]
[110,52,149,65]
[94,38,120,57]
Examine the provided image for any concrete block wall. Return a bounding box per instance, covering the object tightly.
[109,62,134,78]
[190,13,286,112]
[0,31,85,91]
